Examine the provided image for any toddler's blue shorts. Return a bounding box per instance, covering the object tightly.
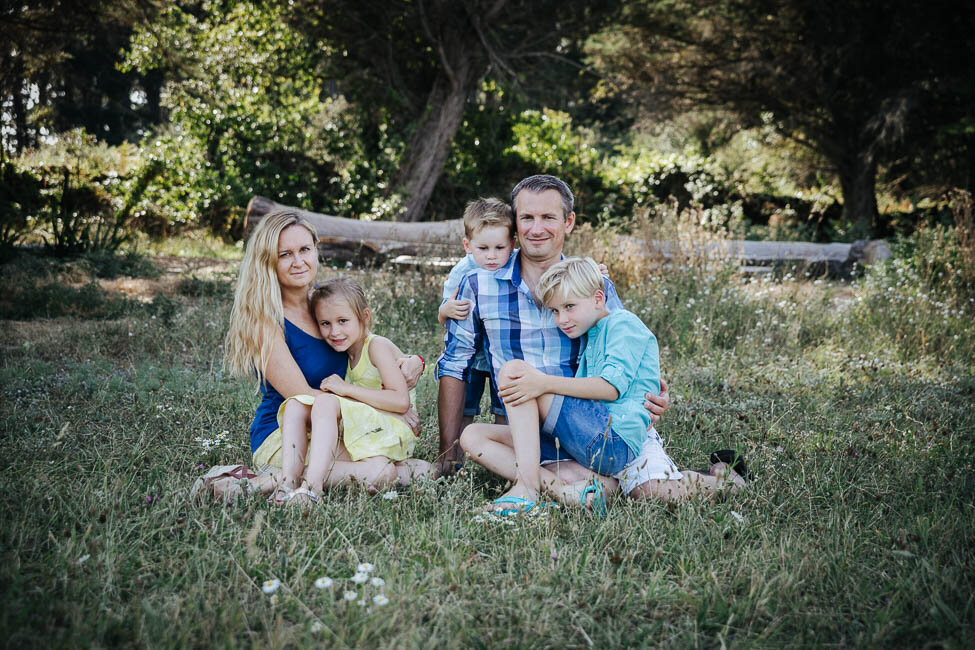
[463,368,505,417]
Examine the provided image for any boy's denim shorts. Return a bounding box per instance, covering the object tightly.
[538,395,635,475]
[463,368,505,417]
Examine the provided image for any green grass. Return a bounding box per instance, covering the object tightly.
[1,251,973,648]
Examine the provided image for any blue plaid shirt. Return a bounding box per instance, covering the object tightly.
[437,251,623,383]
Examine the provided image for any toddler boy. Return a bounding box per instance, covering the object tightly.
[437,198,515,435]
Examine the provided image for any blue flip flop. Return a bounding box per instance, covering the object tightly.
[491,496,537,516]
[579,479,608,517]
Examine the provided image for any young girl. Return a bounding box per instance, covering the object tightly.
[274,277,433,505]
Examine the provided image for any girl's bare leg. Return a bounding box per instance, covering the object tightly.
[301,394,342,493]
[278,399,312,497]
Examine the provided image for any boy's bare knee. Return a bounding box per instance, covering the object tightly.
[459,423,486,453]
[498,359,530,383]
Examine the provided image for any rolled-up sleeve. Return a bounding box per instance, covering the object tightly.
[597,316,652,398]
[436,274,481,380]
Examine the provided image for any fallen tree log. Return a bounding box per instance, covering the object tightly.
[245,196,891,273]
[245,196,463,263]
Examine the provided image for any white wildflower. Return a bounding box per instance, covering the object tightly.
[351,572,369,584]
[344,590,357,601]
[356,562,375,573]
[262,578,281,594]
[373,594,389,606]
[314,576,333,590]
[370,577,385,587]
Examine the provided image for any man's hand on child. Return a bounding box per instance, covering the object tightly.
[643,378,670,425]
[321,374,350,396]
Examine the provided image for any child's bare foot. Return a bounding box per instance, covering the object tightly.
[395,459,435,486]
[434,456,465,478]
[484,483,539,514]
[548,478,616,515]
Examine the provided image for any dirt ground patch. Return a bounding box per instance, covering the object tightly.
[99,256,236,302]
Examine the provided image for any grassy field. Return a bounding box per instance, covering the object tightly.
[1,240,973,648]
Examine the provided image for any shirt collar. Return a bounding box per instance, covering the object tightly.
[497,249,567,288]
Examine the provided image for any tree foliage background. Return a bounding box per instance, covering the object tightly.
[2,0,974,246]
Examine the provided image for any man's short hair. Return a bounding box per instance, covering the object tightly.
[537,257,603,307]
[511,174,574,220]
[463,197,514,239]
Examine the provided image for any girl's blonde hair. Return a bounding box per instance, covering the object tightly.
[309,277,372,334]
[537,256,603,307]
[223,211,319,385]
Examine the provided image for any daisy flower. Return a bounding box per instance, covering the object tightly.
[344,590,357,601]
[262,579,281,594]
[351,572,368,584]
[370,577,385,587]
[314,576,334,590]
[269,594,279,605]
[310,621,323,633]
[373,594,389,606]
[356,562,375,573]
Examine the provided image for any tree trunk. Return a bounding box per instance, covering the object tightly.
[11,59,28,154]
[390,67,478,222]
[837,153,879,238]
[247,195,891,273]
[245,196,464,262]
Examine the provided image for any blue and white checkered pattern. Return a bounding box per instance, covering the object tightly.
[437,251,622,383]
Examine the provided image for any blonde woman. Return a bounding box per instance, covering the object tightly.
[221,211,423,502]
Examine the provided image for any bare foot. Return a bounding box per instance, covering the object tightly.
[395,459,435,486]
[484,483,539,514]
[710,462,746,492]
[556,478,616,514]
[434,456,465,478]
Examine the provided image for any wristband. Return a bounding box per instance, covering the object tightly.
[417,355,426,372]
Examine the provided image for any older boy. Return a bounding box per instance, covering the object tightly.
[461,257,744,511]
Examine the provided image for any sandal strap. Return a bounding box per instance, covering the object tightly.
[290,486,319,503]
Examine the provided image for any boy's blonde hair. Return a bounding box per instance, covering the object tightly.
[224,211,319,386]
[463,197,514,239]
[309,277,372,333]
[537,257,603,307]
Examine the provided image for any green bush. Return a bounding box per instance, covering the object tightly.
[13,130,161,255]
[123,2,403,233]
[0,161,45,251]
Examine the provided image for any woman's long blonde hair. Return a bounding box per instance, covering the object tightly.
[223,211,319,386]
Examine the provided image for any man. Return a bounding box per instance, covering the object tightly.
[436,175,671,498]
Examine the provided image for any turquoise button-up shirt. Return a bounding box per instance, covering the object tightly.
[577,309,660,455]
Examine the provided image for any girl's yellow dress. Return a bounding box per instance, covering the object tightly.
[276,334,416,462]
